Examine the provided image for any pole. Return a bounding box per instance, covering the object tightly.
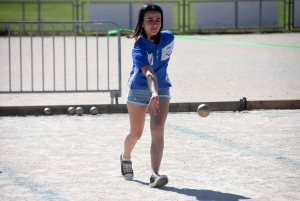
[37,0,41,35]
[76,0,79,33]
[183,0,185,34]
[259,0,262,33]
[288,0,292,30]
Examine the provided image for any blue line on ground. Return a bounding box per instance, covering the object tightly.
[167,123,300,167]
[0,161,69,201]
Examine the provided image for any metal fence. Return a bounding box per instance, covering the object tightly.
[185,0,300,31]
[0,0,299,34]
[0,21,122,104]
[188,0,283,31]
[87,2,180,31]
[294,0,300,27]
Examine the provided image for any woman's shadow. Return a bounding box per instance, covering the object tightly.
[133,180,250,201]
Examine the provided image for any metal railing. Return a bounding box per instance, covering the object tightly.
[293,0,300,28]
[186,0,287,32]
[184,0,300,32]
[0,21,122,104]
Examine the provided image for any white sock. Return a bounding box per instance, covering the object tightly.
[122,153,131,161]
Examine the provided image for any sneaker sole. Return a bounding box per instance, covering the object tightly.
[122,175,133,180]
[120,154,134,181]
[149,176,168,188]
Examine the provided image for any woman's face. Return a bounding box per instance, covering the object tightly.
[142,10,162,41]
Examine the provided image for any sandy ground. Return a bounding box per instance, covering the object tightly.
[0,33,300,201]
[0,110,300,201]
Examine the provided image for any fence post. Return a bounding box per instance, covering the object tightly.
[183,0,186,34]
[37,0,41,35]
[235,1,238,29]
[76,0,79,33]
[22,2,25,31]
[288,0,292,30]
[259,0,262,33]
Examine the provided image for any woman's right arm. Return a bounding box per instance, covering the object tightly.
[141,65,160,115]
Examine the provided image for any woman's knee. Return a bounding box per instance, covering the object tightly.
[150,124,165,137]
[151,119,165,130]
[128,130,143,141]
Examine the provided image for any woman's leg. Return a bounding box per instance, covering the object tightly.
[149,98,170,173]
[123,103,148,160]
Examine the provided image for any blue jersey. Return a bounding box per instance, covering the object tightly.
[127,30,175,89]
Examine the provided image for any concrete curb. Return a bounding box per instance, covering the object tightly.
[0,99,299,116]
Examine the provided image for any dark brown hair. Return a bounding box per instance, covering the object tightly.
[127,3,163,44]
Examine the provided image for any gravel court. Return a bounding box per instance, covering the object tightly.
[1,110,300,201]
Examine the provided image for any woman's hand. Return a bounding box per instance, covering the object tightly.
[147,93,160,115]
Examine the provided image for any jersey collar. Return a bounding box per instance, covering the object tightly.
[141,35,160,48]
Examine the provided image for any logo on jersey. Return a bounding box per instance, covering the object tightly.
[161,40,174,61]
[147,53,154,65]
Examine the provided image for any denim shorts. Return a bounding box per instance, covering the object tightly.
[126,88,171,106]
